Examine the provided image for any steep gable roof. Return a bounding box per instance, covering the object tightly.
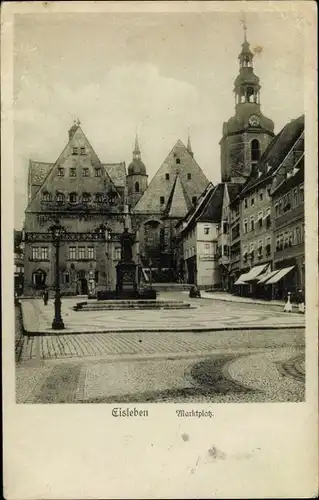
[163,173,191,218]
[241,115,304,195]
[25,125,119,212]
[134,139,209,213]
[102,162,126,188]
[197,183,225,223]
[28,161,53,201]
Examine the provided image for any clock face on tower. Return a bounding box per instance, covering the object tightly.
[249,114,261,127]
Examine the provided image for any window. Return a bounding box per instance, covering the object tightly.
[94,193,102,203]
[72,147,78,155]
[244,219,248,234]
[275,203,279,218]
[192,196,197,204]
[56,192,65,203]
[176,158,180,164]
[80,147,86,155]
[223,245,229,256]
[187,173,191,180]
[259,190,264,201]
[32,247,39,260]
[251,196,255,206]
[204,227,210,235]
[69,247,76,260]
[83,168,89,177]
[293,188,298,207]
[251,139,260,162]
[135,181,140,193]
[42,192,51,202]
[95,168,102,177]
[82,193,90,203]
[165,173,170,180]
[69,168,76,177]
[58,167,64,176]
[88,247,94,260]
[69,192,77,203]
[244,198,248,209]
[258,211,263,228]
[160,196,165,205]
[78,247,85,259]
[95,271,99,283]
[250,216,255,231]
[40,247,48,260]
[63,271,70,284]
[204,243,210,254]
[299,184,304,202]
[115,248,121,260]
[32,269,46,288]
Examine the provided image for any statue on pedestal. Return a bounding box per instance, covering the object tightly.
[120,227,134,262]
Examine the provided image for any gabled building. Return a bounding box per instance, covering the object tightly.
[175,183,225,288]
[270,124,305,300]
[133,137,209,277]
[217,183,242,290]
[23,121,130,296]
[232,115,304,297]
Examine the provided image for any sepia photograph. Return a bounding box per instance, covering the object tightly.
[3,2,318,499]
[12,6,308,406]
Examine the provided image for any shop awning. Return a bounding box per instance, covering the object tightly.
[234,264,268,285]
[257,269,280,284]
[264,266,295,285]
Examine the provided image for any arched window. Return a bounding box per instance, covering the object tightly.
[135,181,140,193]
[94,193,103,203]
[82,193,91,203]
[32,269,47,289]
[42,191,51,202]
[56,192,65,204]
[251,139,260,162]
[69,192,77,203]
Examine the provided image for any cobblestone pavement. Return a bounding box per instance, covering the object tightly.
[16,325,305,403]
[20,292,305,334]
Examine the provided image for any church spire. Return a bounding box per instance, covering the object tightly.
[133,133,141,160]
[187,131,194,157]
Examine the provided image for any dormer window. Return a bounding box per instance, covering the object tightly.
[176,158,180,164]
[82,193,90,203]
[69,168,76,177]
[72,147,78,155]
[192,196,197,204]
[83,168,89,177]
[94,193,103,203]
[188,173,191,180]
[58,167,64,177]
[95,168,102,177]
[165,173,170,180]
[42,192,51,202]
[80,147,86,155]
[56,192,65,204]
[160,196,165,205]
[69,192,77,203]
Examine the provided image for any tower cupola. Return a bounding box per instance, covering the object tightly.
[127,133,148,208]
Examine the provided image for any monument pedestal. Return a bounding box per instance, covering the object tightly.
[116,260,138,297]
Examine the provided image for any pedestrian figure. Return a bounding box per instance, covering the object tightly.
[43,288,49,306]
[297,288,305,314]
[284,291,292,313]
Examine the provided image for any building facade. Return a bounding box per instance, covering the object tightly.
[23,122,133,296]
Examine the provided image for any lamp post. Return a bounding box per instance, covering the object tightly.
[49,220,66,330]
[148,259,153,289]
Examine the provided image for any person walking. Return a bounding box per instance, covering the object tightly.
[284,291,292,312]
[43,287,49,306]
[297,288,305,314]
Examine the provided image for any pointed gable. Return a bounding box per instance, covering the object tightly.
[134,139,209,213]
[163,173,191,218]
[26,125,120,212]
[197,183,225,223]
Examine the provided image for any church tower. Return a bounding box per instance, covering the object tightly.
[127,134,148,208]
[220,24,275,182]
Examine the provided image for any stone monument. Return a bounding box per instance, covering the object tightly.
[116,227,138,296]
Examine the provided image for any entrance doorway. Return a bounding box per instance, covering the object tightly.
[76,270,88,295]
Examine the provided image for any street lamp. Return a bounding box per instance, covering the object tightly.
[49,219,66,330]
[148,259,153,289]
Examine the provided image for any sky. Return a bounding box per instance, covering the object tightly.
[13,8,305,228]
